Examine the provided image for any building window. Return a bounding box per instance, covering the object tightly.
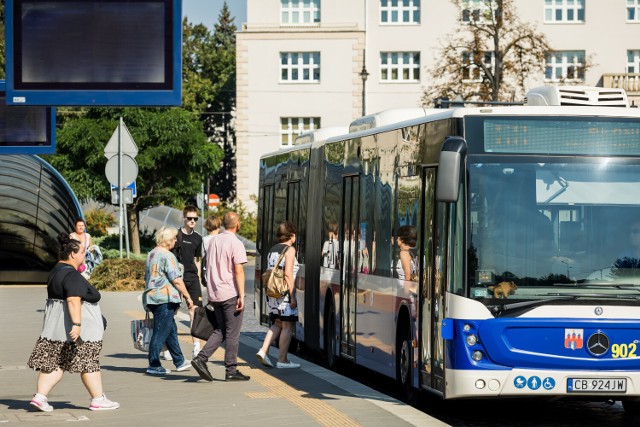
[462,51,495,82]
[281,0,321,24]
[280,117,320,147]
[628,0,640,22]
[380,0,420,24]
[544,0,585,23]
[628,50,640,73]
[280,52,320,82]
[545,51,586,81]
[380,52,420,82]
[461,0,497,24]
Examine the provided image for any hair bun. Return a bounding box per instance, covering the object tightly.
[58,232,71,246]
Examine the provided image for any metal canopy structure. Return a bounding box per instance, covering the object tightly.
[0,155,82,283]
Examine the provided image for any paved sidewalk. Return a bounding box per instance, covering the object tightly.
[0,286,449,426]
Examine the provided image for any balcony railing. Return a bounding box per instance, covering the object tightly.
[602,73,640,93]
[603,73,640,107]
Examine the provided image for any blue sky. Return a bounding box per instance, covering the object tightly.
[182,0,247,27]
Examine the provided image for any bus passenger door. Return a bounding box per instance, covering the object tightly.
[258,184,275,325]
[419,168,444,391]
[340,175,359,359]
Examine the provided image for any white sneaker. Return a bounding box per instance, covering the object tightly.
[160,350,173,361]
[30,393,53,412]
[256,349,274,368]
[176,360,192,372]
[276,361,300,369]
[90,394,120,411]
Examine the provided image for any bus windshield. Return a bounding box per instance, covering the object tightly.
[468,159,640,302]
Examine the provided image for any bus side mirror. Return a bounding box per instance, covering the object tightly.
[436,136,467,202]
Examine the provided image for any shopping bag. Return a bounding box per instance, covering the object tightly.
[190,305,217,341]
[131,312,154,352]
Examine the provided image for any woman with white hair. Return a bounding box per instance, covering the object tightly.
[143,227,194,375]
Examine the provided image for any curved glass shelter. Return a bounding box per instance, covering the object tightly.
[0,155,82,283]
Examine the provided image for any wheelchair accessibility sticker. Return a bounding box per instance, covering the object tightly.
[513,375,556,390]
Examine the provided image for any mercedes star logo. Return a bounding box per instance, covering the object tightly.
[594,307,604,316]
[587,332,610,357]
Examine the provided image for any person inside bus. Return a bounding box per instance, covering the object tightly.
[612,219,640,272]
[395,225,418,281]
[321,223,339,269]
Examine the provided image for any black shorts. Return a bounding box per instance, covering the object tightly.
[184,278,203,307]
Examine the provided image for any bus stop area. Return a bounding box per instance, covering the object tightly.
[0,286,448,427]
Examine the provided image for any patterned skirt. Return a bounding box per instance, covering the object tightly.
[28,299,104,373]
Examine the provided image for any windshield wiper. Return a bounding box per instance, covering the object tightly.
[544,292,640,300]
[489,296,576,316]
[554,281,640,291]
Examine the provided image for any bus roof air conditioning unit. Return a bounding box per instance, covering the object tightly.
[349,108,429,133]
[294,126,349,145]
[524,86,628,107]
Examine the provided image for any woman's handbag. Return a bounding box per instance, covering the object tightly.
[190,305,217,341]
[131,311,153,352]
[262,246,291,298]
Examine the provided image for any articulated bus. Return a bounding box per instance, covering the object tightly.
[254,86,640,413]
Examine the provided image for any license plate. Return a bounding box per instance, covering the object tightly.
[567,378,627,393]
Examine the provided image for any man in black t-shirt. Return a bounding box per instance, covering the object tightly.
[172,205,204,358]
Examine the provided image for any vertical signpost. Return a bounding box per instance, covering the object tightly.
[104,118,138,258]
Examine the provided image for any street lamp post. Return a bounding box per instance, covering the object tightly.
[359,50,369,117]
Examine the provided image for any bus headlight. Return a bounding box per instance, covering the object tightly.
[463,323,472,332]
[466,334,478,346]
[472,351,483,361]
[475,379,486,389]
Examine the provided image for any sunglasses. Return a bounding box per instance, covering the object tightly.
[185,217,199,222]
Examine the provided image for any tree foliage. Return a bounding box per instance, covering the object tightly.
[183,3,238,202]
[45,107,224,253]
[422,0,552,105]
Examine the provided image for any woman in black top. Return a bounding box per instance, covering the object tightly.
[27,233,119,412]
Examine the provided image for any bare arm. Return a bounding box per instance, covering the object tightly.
[284,248,297,308]
[171,277,193,309]
[234,263,245,311]
[67,296,82,342]
[400,250,412,280]
[195,257,202,283]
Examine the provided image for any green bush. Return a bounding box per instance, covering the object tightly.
[90,258,146,291]
[85,208,116,237]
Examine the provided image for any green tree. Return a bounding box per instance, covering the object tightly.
[208,2,238,202]
[45,107,223,254]
[422,0,552,105]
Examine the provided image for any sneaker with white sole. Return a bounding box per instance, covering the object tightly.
[29,394,53,412]
[160,350,173,361]
[176,360,192,372]
[256,349,274,368]
[89,394,120,411]
[276,361,300,369]
[146,366,171,375]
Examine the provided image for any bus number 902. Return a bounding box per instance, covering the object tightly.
[611,343,637,358]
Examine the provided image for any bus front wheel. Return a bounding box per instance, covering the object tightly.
[397,336,416,403]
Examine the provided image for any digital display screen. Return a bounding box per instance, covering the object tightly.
[481,118,640,156]
[5,0,181,106]
[0,92,54,154]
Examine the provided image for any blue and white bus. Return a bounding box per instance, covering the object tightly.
[254,86,640,414]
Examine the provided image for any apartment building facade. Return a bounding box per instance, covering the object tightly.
[236,0,640,209]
